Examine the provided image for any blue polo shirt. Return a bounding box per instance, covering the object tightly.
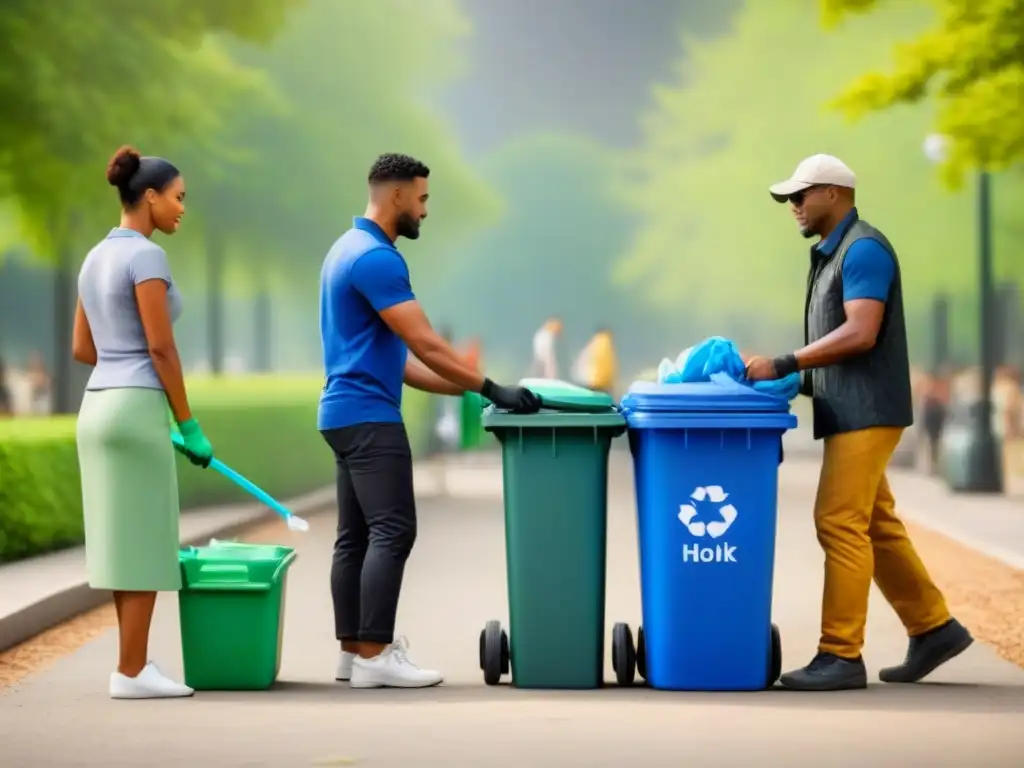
[317,217,416,431]
[817,208,895,303]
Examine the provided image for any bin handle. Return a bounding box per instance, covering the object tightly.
[187,563,273,592]
[187,581,272,592]
[537,395,619,414]
[272,551,298,583]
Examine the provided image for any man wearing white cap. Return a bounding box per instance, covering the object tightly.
[745,154,973,691]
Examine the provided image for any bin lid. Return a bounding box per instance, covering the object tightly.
[484,379,625,430]
[621,376,792,415]
[519,378,616,413]
[179,542,296,591]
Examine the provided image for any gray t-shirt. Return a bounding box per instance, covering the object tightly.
[78,227,183,391]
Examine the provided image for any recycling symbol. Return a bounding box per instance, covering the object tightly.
[678,485,738,539]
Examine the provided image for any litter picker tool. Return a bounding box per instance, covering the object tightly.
[171,432,310,532]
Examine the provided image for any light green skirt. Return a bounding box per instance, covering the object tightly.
[76,387,181,592]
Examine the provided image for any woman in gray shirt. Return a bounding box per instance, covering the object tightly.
[73,145,215,699]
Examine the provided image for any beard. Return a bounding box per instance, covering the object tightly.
[798,215,819,239]
[395,211,421,240]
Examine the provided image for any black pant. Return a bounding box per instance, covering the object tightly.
[321,422,417,645]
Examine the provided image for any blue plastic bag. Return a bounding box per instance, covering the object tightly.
[656,336,800,401]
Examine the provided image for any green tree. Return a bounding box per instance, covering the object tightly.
[822,0,1024,186]
[617,0,1024,355]
[0,0,297,247]
[0,0,298,409]
[169,0,500,372]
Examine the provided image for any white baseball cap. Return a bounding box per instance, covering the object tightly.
[769,154,856,202]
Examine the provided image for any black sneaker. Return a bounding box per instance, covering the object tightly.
[879,618,974,684]
[779,652,868,691]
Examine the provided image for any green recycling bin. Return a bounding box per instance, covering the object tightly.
[479,378,626,689]
[178,541,297,691]
[460,391,484,450]
[460,391,493,450]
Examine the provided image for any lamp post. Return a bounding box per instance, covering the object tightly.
[923,134,1002,492]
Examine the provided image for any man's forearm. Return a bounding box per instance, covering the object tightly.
[415,337,487,392]
[793,320,875,370]
[404,357,466,396]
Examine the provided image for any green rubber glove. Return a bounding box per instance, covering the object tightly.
[177,418,213,468]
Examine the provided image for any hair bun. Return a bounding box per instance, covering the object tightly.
[106,145,142,188]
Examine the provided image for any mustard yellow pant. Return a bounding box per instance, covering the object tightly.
[815,426,950,659]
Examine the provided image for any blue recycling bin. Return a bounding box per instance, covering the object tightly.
[615,379,797,691]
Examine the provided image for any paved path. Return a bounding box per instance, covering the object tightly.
[3,452,1024,766]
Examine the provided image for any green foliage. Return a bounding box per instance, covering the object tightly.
[617,0,1024,342]
[170,0,501,297]
[822,0,1024,186]
[2,0,496,313]
[0,424,83,561]
[402,388,434,459]
[0,0,296,261]
[0,376,432,563]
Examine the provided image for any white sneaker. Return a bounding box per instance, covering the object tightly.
[336,650,356,681]
[109,661,194,699]
[349,637,443,689]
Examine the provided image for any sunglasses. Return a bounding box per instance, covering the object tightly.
[786,184,830,207]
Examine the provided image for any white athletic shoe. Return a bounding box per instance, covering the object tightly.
[349,636,443,689]
[336,650,356,681]
[109,661,194,699]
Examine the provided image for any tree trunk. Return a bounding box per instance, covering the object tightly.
[206,228,225,375]
[253,289,272,372]
[51,241,75,414]
[51,211,87,415]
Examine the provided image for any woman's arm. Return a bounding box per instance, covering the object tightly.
[135,280,192,424]
[71,299,98,366]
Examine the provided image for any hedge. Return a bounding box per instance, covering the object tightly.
[0,376,432,564]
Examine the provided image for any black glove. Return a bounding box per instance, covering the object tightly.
[481,378,542,414]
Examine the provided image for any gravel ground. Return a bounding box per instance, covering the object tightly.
[905,520,1024,668]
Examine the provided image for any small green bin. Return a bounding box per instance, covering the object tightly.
[460,391,492,450]
[480,379,626,689]
[178,541,297,691]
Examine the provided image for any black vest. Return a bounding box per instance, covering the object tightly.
[802,215,914,440]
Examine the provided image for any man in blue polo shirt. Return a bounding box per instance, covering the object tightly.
[745,154,972,691]
[318,153,541,689]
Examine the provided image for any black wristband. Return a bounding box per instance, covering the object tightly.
[771,353,800,378]
[480,377,496,399]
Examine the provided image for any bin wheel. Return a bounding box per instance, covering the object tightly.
[478,621,511,674]
[767,623,782,688]
[636,625,647,682]
[611,623,636,686]
[481,620,507,686]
